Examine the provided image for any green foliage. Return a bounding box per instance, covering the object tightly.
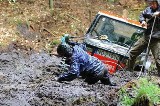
[134,78,160,105]
[119,88,134,106]
[50,40,60,46]
[119,78,160,106]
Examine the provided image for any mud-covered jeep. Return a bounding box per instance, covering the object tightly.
[84,11,146,74]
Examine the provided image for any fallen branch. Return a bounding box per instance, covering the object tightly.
[41,28,56,37]
[65,13,81,22]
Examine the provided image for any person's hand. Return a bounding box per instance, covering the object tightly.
[153,11,160,17]
[141,21,147,27]
[57,77,63,82]
[55,75,63,82]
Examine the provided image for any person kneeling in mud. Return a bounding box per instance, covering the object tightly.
[56,43,116,86]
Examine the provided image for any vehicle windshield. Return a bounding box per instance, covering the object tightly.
[89,15,145,47]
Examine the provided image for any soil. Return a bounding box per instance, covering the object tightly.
[0,0,159,106]
[0,43,140,106]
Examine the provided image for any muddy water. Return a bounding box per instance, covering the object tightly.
[0,49,139,106]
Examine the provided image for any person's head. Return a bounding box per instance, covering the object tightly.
[147,0,159,10]
[57,43,73,58]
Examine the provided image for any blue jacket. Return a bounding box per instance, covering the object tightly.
[58,45,106,81]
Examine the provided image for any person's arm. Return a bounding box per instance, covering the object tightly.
[57,58,80,82]
[139,7,152,27]
[57,72,77,82]
[140,7,154,22]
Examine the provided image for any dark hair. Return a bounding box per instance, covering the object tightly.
[57,43,73,57]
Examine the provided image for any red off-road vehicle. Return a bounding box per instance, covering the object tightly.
[84,11,146,74]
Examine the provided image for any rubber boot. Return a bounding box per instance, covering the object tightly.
[100,77,116,86]
[84,77,99,84]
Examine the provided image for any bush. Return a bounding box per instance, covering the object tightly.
[119,78,160,106]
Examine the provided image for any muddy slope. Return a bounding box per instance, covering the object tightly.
[0,46,141,106]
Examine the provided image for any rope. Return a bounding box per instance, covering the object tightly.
[137,16,157,79]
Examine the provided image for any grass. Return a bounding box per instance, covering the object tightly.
[134,78,160,105]
[119,87,134,106]
[50,40,60,46]
[119,77,160,106]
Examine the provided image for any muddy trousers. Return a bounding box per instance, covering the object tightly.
[128,36,160,76]
[84,68,111,84]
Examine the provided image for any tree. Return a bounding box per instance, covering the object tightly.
[49,0,53,9]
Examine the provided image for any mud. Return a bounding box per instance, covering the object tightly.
[0,44,142,106]
[0,24,152,105]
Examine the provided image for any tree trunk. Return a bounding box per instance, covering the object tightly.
[49,0,53,9]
